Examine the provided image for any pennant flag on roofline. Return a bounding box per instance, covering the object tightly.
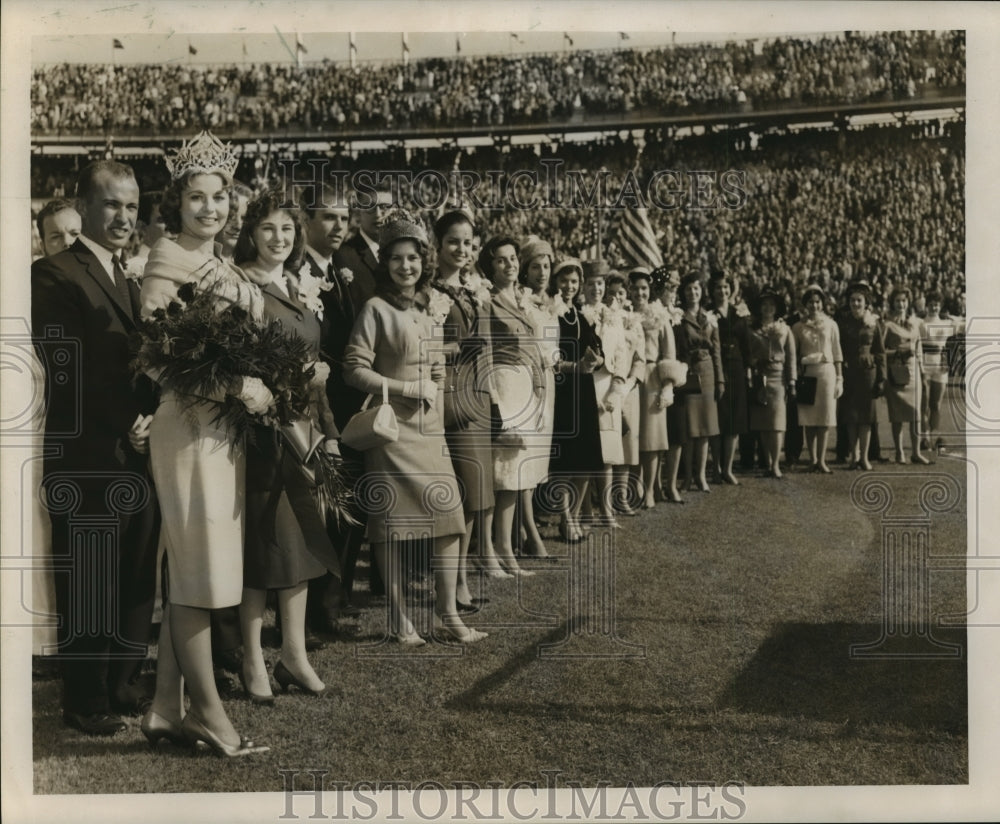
[510,32,522,43]
[296,32,307,54]
[564,32,574,47]
[456,34,461,54]
[188,42,197,55]
[113,38,124,49]
[619,32,631,41]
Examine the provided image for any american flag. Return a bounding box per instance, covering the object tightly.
[578,210,601,260]
[614,206,663,269]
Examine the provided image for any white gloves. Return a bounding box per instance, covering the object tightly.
[128,413,154,454]
[235,375,275,415]
[307,361,331,388]
[403,378,438,404]
[656,385,675,409]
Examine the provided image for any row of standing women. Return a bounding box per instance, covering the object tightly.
[134,136,952,758]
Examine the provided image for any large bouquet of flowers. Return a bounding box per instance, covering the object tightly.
[132,279,315,439]
[132,278,356,523]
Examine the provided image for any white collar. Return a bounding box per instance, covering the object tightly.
[306,245,331,272]
[77,234,119,278]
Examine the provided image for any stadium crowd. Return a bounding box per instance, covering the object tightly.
[31,31,964,136]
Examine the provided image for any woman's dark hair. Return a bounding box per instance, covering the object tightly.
[887,286,913,313]
[478,235,519,282]
[159,170,233,236]
[373,237,433,298]
[605,273,627,296]
[679,273,703,310]
[753,290,786,325]
[925,290,943,305]
[548,260,582,298]
[708,271,736,305]
[433,209,475,247]
[232,189,306,270]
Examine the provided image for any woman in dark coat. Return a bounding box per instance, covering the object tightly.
[548,257,604,541]
[836,280,885,471]
[708,271,751,485]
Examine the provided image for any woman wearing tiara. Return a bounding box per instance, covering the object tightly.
[343,211,487,644]
[139,132,271,756]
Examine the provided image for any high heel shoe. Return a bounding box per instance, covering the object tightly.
[433,614,488,644]
[456,600,481,614]
[239,669,275,706]
[391,631,427,647]
[273,660,327,697]
[558,515,584,543]
[180,713,269,758]
[140,710,188,749]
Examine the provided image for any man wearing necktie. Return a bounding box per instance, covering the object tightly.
[32,161,161,736]
[302,185,379,631]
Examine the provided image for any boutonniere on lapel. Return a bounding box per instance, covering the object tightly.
[702,310,719,328]
[734,301,751,318]
[338,267,354,286]
[123,258,146,282]
[459,271,493,308]
[296,263,333,320]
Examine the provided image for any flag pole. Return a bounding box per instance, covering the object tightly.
[597,165,607,261]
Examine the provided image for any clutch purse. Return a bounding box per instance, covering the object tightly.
[796,375,818,405]
[675,370,702,395]
[751,372,768,406]
[341,379,399,451]
[888,362,911,387]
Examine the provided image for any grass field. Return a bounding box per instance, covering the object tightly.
[32,398,969,794]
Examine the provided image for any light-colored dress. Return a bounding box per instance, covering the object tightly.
[343,293,466,544]
[433,278,495,513]
[140,237,263,609]
[920,314,957,386]
[490,288,550,491]
[674,310,724,439]
[748,319,796,432]
[792,314,843,428]
[599,304,646,466]
[882,314,923,423]
[636,301,677,452]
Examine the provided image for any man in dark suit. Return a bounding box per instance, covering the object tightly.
[31,160,160,736]
[301,184,381,631]
[333,184,391,298]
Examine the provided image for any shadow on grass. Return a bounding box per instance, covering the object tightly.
[717,622,967,734]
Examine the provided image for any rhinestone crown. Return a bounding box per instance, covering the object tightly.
[164,131,239,181]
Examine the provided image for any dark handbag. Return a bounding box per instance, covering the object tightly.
[675,370,702,396]
[751,372,768,406]
[796,375,818,405]
[888,362,911,387]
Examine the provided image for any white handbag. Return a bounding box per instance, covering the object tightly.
[340,379,399,451]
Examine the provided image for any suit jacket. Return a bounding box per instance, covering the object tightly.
[31,238,157,480]
[304,252,369,429]
[334,233,378,306]
[260,276,338,439]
